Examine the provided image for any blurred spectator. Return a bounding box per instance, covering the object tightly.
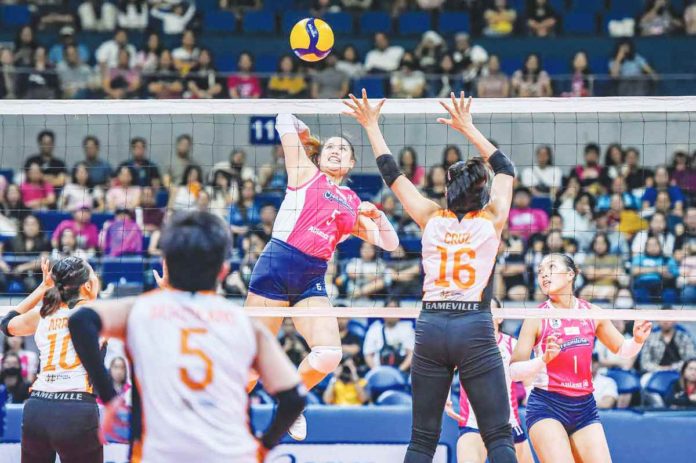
[679,242,696,303]
[390,53,426,98]
[336,45,364,79]
[13,26,38,68]
[511,53,552,97]
[172,30,200,74]
[561,50,593,97]
[100,208,143,256]
[8,214,51,290]
[51,227,93,259]
[452,32,488,85]
[597,177,639,212]
[311,54,349,99]
[476,54,509,98]
[654,191,682,233]
[119,137,161,188]
[399,147,425,187]
[224,231,267,296]
[146,209,170,255]
[57,45,98,99]
[219,0,261,19]
[483,0,516,36]
[579,233,626,302]
[346,242,387,299]
[429,54,460,98]
[96,28,137,70]
[0,352,31,404]
[508,187,549,240]
[185,49,223,99]
[1,184,28,225]
[323,356,368,406]
[117,0,149,30]
[527,0,557,36]
[150,1,196,35]
[207,171,237,221]
[257,203,276,239]
[51,207,100,251]
[279,319,310,367]
[686,0,696,34]
[20,162,56,210]
[620,148,652,192]
[423,165,447,207]
[363,315,414,372]
[107,165,141,211]
[16,47,59,100]
[385,244,422,298]
[48,26,90,65]
[35,0,76,30]
[80,136,112,187]
[109,357,131,395]
[227,52,262,99]
[146,49,184,99]
[135,32,162,73]
[0,48,17,100]
[560,192,596,251]
[602,195,645,243]
[571,143,604,195]
[78,0,118,32]
[311,0,343,16]
[378,193,403,231]
[211,148,255,184]
[258,145,287,192]
[609,40,657,97]
[342,0,373,10]
[414,31,447,74]
[169,164,204,211]
[642,166,685,216]
[166,134,198,187]
[496,229,528,301]
[677,207,696,253]
[639,0,682,36]
[520,145,562,198]
[631,236,679,303]
[592,354,618,409]
[2,337,38,382]
[670,151,696,205]
[138,186,164,233]
[59,162,105,211]
[267,55,308,98]
[641,321,696,376]
[364,33,405,74]
[229,179,263,236]
[441,145,463,171]
[601,143,624,187]
[667,358,696,408]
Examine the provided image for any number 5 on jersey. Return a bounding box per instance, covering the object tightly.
[180,328,213,391]
[435,246,477,289]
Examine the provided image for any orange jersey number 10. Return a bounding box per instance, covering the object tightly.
[435,246,477,289]
[180,328,214,391]
[43,333,82,372]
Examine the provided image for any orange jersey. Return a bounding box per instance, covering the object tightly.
[422,210,500,302]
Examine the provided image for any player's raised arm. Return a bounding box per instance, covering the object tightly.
[1,257,54,337]
[437,92,515,236]
[276,113,320,188]
[343,89,441,229]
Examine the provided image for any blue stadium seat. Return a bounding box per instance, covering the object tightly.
[376,390,412,406]
[34,211,71,236]
[549,0,567,11]
[91,212,114,231]
[439,12,471,34]
[256,192,283,210]
[0,169,14,185]
[365,366,406,402]
[204,11,236,32]
[4,405,22,442]
[2,5,30,27]
[499,56,524,76]
[101,257,146,285]
[324,12,353,35]
[359,12,392,34]
[644,370,680,398]
[397,12,431,35]
[243,10,276,34]
[196,0,219,13]
[605,369,641,395]
[563,12,596,35]
[255,54,279,73]
[351,77,386,98]
[347,320,367,339]
[400,237,422,254]
[531,196,553,215]
[215,53,237,72]
[544,56,569,75]
[264,0,294,12]
[608,0,642,18]
[349,173,383,200]
[282,11,309,33]
[571,0,605,13]
[338,236,363,260]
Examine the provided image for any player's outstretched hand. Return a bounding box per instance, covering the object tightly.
[437,91,474,135]
[40,256,53,289]
[542,335,561,364]
[633,320,653,344]
[99,394,131,445]
[153,260,170,289]
[444,398,465,422]
[358,201,382,220]
[342,88,386,128]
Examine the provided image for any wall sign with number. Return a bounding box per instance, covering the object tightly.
[249,116,279,145]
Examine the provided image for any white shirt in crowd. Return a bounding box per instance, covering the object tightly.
[364,46,405,73]
[593,372,619,405]
[95,40,137,68]
[631,229,676,256]
[363,320,415,366]
[150,4,196,35]
[78,1,118,32]
[118,3,149,29]
[520,165,564,191]
[172,46,200,64]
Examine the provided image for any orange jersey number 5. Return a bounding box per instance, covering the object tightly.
[180,328,214,391]
[435,246,476,289]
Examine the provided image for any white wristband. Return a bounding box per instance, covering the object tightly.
[275,113,298,137]
[618,338,643,359]
[510,357,545,382]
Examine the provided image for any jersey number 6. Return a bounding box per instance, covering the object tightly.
[435,246,476,290]
[180,328,214,391]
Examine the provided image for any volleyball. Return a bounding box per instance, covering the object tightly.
[289,18,334,62]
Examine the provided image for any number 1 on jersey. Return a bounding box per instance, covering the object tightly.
[435,246,477,289]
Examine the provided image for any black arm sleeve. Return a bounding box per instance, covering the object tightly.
[376,154,404,187]
[260,384,307,450]
[488,150,515,177]
[68,307,117,403]
[0,310,19,337]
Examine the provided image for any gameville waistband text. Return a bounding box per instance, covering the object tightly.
[30,390,95,402]
[422,300,490,313]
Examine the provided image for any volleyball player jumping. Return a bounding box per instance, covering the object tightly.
[511,253,652,463]
[245,113,399,439]
[346,90,518,463]
[1,256,106,463]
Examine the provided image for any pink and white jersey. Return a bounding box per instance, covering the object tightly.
[458,333,521,429]
[273,171,361,261]
[422,210,500,302]
[532,298,596,397]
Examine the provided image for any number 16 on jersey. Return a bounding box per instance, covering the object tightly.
[435,246,477,289]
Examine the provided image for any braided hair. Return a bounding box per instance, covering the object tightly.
[446,158,490,217]
[40,257,91,317]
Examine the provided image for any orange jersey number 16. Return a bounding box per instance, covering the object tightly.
[435,246,477,289]
[180,328,214,391]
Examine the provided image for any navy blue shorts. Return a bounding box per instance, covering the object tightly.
[459,425,527,444]
[248,238,328,306]
[524,388,600,435]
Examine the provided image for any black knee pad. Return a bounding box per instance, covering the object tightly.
[407,427,440,459]
[487,444,517,463]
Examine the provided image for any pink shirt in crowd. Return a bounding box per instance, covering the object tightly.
[508,207,549,240]
[227,75,262,98]
[20,181,54,205]
[52,219,100,249]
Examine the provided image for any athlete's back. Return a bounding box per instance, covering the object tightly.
[127,289,257,463]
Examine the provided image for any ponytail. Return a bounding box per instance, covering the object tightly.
[40,287,62,317]
[40,256,91,317]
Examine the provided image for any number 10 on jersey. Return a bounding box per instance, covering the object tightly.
[435,246,477,289]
